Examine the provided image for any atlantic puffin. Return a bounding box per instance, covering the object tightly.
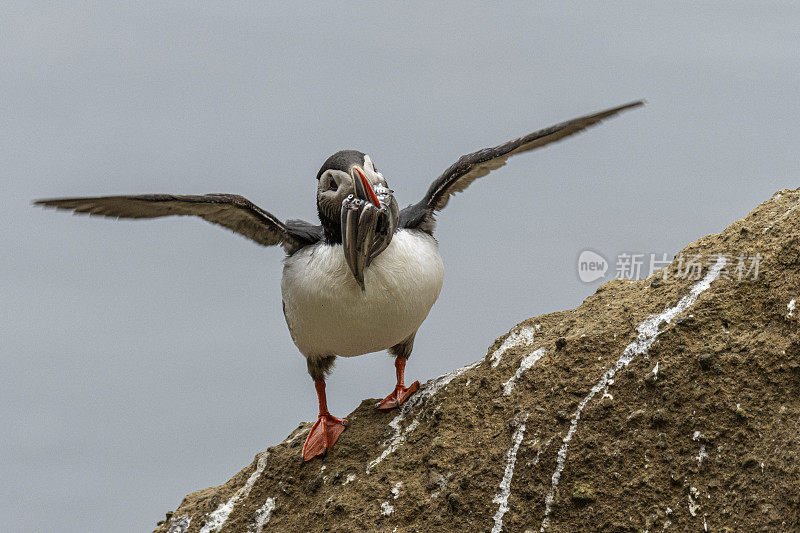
[35,101,642,461]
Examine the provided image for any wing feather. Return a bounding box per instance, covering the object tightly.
[400,101,643,232]
[34,193,320,253]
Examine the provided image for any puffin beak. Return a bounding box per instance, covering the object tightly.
[351,166,381,206]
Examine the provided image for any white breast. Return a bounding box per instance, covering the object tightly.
[281,229,444,358]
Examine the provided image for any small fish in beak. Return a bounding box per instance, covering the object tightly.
[341,166,399,291]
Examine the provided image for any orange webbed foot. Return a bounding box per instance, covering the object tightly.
[302,413,348,461]
[375,380,420,410]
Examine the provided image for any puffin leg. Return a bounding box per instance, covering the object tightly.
[301,356,348,461]
[376,356,420,410]
[302,380,348,462]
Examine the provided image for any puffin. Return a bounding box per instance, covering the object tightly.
[35,101,642,461]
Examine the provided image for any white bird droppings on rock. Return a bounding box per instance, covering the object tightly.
[490,325,536,367]
[381,501,394,516]
[688,486,701,516]
[788,299,795,317]
[491,412,529,533]
[248,497,276,533]
[502,348,546,395]
[166,515,191,533]
[696,445,708,464]
[200,452,269,533]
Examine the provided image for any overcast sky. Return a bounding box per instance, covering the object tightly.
[3,2,799,531]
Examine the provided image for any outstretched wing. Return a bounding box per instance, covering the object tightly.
[34,193,322,254]
[399,101,644,233]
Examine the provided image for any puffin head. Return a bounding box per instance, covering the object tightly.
[316,150,395,243]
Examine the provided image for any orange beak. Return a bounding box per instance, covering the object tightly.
[351,166,381,206]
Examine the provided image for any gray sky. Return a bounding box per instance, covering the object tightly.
[3,2,798,531]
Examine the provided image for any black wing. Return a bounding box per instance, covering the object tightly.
[34,193,322,254]
[400,101,644,233]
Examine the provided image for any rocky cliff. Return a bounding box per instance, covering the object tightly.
[156,189,800,532]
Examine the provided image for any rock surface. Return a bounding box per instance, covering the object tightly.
[156,189,800,532]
